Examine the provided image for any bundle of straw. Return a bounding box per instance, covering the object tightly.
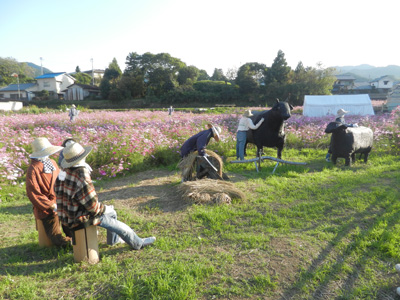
[177,178,246,205]
[178,150,223,181]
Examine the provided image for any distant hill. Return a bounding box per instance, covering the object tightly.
[24,62,52,77]
[332,64,400,81]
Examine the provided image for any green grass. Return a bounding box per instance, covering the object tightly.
[1,149,400,299]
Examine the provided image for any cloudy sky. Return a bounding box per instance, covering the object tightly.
[1,0,399,75]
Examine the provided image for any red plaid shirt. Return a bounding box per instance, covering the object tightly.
[55,167,104,228]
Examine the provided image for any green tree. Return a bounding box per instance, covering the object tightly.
[264,50,291,85]
[211,68,227,82]
[197,69,210,81]
[0,57,35,86]
[236,63,266,95]
[75,66,81,73]
[177,66,199,85]
[124,52,185,98]
[72,72,92,85]
[287,62,336,105]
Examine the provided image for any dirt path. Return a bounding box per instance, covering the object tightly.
[97,169,188,213]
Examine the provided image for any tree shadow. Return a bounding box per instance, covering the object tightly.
[0,203,32,216]
[278,186,400,299]
[0,242,73,276]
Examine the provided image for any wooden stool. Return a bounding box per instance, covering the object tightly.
[72,225,99,264]
[36,218,53,247]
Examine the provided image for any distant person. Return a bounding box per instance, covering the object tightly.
[326,109,358,162]
[69,104,79,121]
[180,123,221,158]
[26,137,72,247]
[235,110,264,160]
[55,142,156,250]
[168,106,174,116]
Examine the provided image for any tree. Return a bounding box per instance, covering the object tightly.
[124,52,185,98]
[264,50,291,85]
[0,57,35,85]
[197,69,210,81]
[72,72,92,85]
[263,50,292,103]
[177,66,199,85]
[211,68,227,82]
[75,66,81,73]
[235,63,266,95]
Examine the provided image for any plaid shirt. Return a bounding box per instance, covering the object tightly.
[55,166,104,229]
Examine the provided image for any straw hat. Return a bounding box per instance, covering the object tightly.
[71,104,76,108]
[336,108,349,118]
[207,123,221,142]
[60,142,92,168]
[30,137,63,158]
[243,110,253,117]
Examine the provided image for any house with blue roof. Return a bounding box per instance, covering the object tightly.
[34,72,75,99]
[0,72,76,101]
[0,83,37,101]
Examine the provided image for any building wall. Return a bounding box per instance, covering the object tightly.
[0,101,23,111]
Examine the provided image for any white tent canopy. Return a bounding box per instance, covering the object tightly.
[303,94,375,117]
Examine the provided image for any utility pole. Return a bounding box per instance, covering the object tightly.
[40,57,43,75]
[12,73,20,100]
[91,58,94,85]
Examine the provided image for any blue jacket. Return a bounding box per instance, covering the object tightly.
[180,129,214,157]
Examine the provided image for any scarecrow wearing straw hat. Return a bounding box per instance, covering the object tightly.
[55,142,156,250]
[26,137,72,247]
[68,104,79,122]
[179,123,225,181]
[236,110,264,161]
[325,109,358,162]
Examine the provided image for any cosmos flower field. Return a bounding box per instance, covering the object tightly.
[0,106,399,188]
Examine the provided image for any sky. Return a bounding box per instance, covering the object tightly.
[1,0,399,76]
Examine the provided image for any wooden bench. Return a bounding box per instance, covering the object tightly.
[71,225,99,264]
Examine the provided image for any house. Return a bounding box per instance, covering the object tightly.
[332,75,356,94]
[386,84,400,111]
[303,94,375,117]
[62,83,100,100]
[0,83,37,101]
[34,72,76,99]
[370,75,394,90]
[83,69,105,80]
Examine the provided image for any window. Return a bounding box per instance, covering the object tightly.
[384,81,389,85]
[43,81,50,87]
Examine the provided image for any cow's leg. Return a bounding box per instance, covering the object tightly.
[351,153,356,163]
[332,154,338,165]
[364,152,369,163]
[345,155,351,166]
[277,146,283,159]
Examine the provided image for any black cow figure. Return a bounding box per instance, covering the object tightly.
[245,99,293,159]
[325,122,373,166]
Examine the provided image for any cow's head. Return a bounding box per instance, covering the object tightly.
[325,122,347,134]
[271,98,293,120]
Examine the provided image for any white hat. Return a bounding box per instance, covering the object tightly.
[71,104,76,108]
[30,137,63,158]
[243,110,253,117]
[207,123,221,142]
[336,108,349,118]
[61,142,92,168]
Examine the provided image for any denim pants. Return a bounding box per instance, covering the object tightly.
[98,209,143,250]
[236,131,247,160]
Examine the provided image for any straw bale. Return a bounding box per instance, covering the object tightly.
[177,178,246,205]
[178,150,224,181]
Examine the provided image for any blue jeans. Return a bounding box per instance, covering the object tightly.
[236,131,247,160]
[98,209,143,250]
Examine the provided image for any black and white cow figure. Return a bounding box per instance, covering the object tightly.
[245,99,293,159]
[325,122,373,166]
